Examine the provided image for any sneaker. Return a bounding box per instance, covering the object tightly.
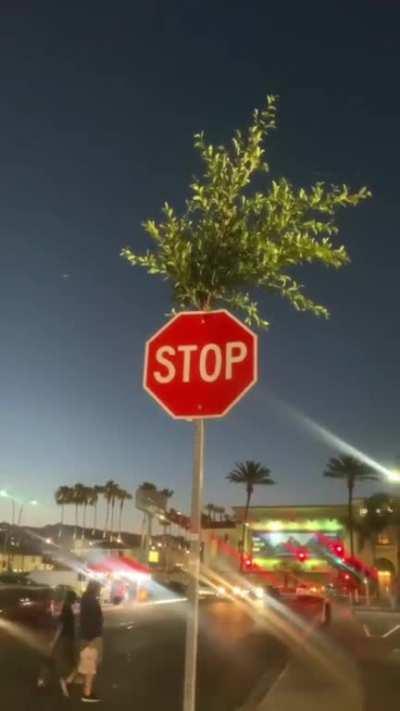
[60,678,69,697]
[81,693,101,703]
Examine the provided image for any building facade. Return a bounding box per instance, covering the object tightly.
[231,500,399,593]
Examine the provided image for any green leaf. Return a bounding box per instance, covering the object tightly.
[120,94,371,328]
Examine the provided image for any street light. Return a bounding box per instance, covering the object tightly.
[0,490,38,526]
[0,490,16,525]
[17,499,38,526]
[387,470,400,483]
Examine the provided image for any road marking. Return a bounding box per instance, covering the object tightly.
[382,624,400,638]
[361,622,400,639]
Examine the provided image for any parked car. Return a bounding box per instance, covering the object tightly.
[0,585,58,630]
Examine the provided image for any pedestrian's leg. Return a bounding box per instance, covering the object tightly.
[83,673,95,697]
[66,668,78,684]
[37,662,47,687]
[37,655,52,687]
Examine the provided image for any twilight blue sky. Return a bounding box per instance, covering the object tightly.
[1,1,400,529]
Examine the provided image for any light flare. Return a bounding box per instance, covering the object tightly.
[196,563,361,704]
[0,618,49,654]
[275,398,393,479]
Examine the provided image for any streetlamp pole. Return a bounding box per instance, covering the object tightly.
[17,504,24,527]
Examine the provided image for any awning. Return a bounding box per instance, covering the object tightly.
[88,555,149,576]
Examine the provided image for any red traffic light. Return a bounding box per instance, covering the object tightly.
[297,549,307,563]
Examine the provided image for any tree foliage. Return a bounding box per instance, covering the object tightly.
[121,95,371,328]
[324,454,379,555]
[227,460,274,492]
[324,455,378,489]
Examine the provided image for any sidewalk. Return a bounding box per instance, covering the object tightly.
[255,605,365,711]
[257,653,363,711]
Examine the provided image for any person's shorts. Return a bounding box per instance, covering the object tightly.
[78,638,103,675]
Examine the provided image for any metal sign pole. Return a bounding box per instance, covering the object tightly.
[183,418,205,711]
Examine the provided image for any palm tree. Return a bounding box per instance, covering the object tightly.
[324,455,379,556]
[55,486,71,537]
[109,482,121,541]
[226,460,275,526]
[72,483,86,540]
[103,480,118,539]
[117,489,133,540]
[90,485,103,535]
[81,485,93,540]
[226,460,275,565]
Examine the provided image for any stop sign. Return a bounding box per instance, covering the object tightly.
[143,310,258,419]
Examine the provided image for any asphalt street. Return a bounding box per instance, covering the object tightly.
[327,607,400,711]
[253,605,400,711]
[2,599,400,710]
[0,599,287,711]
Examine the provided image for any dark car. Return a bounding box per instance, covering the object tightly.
[0,585,57,630]
[0,572,39,586]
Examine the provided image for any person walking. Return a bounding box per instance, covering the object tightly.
[36,593,58,690]
[37,589,77,694]
[65,580,103,703]
[55,590,78,696]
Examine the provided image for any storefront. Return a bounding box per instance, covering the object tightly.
[233,504,351,585]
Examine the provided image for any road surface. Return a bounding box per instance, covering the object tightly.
[352,608,400,711]
[255,605,400,711]
[0,598,287,710]
[3,597,399,710]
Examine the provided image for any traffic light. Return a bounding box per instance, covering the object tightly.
[243,556,252,571]
[333,543,344,558]
[297,549,307,563]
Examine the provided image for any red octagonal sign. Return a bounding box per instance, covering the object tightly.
[143,310,258,419]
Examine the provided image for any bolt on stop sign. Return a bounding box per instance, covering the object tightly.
[143,310,258,419]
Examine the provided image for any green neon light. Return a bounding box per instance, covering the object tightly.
[252,518,342,533]
[253,557,329,571]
